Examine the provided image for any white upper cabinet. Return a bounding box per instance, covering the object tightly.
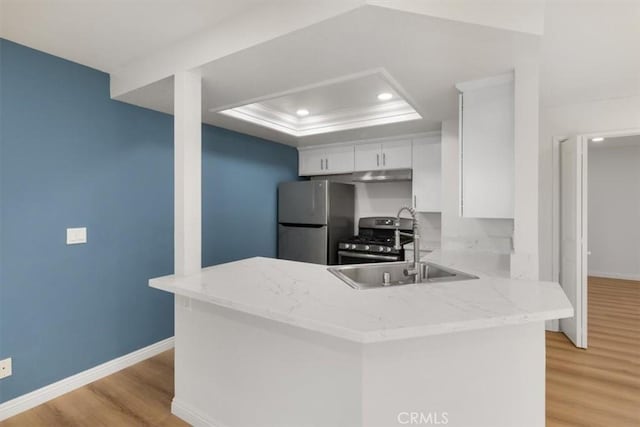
[353,139,412,171]
[412,136,441,212]
[299,145,354,176]
[325,145,355,174]
[456,72,514,219]
[381,139,412,169]
[354,143,382,171]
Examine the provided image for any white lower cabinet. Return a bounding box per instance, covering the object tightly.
[411,136,441,212]
[299,145,354,176]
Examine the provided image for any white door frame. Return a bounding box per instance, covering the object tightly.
[552,127,640,344]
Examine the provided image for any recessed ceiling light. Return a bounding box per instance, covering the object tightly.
[591,137,605,142]
[377,92,393,101]
[296,109,310,117]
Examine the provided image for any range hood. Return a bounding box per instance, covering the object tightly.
[350,169,412,182]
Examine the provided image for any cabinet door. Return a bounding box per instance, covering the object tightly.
[412,137,441,212]
[299,148,327,176]
[324,145,355,174]
[354,143,382,172]
[459,79,514,218]
[381,139,412,169]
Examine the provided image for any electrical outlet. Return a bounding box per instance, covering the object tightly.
[0,358,12,379]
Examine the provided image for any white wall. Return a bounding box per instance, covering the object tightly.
[441,120,513,263]
[354,181,442,248]
[354,181,411,219]
[588,141,640,280]
[539,95,640,282]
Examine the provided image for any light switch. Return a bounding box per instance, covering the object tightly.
[66,227,87,245]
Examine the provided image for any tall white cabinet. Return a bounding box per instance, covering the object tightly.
[456,73,514,219]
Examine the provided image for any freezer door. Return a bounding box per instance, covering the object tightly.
[278,225,328,265]
[278,181,328,225]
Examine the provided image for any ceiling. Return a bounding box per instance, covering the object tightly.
[217,70,422,137]
[589,134,640,149]
[1,0,639,147]
[0,0,268,72]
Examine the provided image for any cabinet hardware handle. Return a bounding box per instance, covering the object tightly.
[325,158,329,170]
[414,195,417,208]
[320,159,324,170]
[376,154,380,167]
[383,153,386,166]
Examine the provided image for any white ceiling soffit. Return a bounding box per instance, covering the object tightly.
[108,0,544,98]
[366,0,546,35]
[118,5,538,146]
[109,0,366,98]
[216,70,421,137]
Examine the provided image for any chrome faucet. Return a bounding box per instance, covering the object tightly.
[394,206,423,283]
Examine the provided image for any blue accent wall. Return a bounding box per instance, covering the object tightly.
[0,39,297,403]
[202,126,298,266]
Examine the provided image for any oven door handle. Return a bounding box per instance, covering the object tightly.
[338,251,399,261]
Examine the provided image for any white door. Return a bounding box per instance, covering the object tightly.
[381,139,412,169]
[559,136,588,348]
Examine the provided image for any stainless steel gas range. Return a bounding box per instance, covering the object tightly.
[337,216,414,264]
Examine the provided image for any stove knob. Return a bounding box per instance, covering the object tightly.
[378,246,385,252]
[351,244,357,250]
[364,245,370,251]
[385,247,392,253]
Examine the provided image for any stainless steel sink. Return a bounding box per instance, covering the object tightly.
[328,261,479,290]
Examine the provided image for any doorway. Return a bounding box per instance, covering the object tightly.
[557,129,640,348]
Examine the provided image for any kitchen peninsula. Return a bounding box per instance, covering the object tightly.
[150,253,572,427]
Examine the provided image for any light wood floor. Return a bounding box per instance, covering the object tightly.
[546,276,640,427]
[2,277,638,426]
[0,350,187,427]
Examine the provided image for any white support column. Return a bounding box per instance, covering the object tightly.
[511,58,540,280]
[174,70,202,276]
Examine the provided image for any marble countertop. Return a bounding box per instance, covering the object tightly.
[149,253,573,343]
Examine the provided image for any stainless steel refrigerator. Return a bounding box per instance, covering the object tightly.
[278,180,355,265]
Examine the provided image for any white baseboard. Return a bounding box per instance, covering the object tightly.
[172,398,227,427]
[589,271,640,282]
[0,337,174,422]
[545,320,560,332]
